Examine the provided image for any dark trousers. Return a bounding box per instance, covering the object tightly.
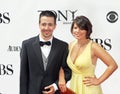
[40,90,60,94]
[55,90,60,94]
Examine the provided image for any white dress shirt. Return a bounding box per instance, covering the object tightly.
[39,36,52,58]
[39,35,58,91]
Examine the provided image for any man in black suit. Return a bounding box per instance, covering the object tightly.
[20,10,71,94]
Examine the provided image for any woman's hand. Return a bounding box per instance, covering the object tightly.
[83,76,100,86]
[58,78,67,92]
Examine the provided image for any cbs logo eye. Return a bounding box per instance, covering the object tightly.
[106,11,118,23]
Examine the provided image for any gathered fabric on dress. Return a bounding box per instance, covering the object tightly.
[67,40,103,94]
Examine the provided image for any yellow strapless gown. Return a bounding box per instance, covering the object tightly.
[67,40,103,94]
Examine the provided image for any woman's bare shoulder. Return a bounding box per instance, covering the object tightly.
[91,41,102,49]
[69,40,76,49]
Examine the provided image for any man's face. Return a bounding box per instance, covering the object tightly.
[39,16,56,40]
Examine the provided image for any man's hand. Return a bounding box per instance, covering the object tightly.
[42,85,55,94]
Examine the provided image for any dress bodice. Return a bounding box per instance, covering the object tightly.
[67,40,95,76]
[67,40,103,94]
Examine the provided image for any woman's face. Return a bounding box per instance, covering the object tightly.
[72,23,87,40]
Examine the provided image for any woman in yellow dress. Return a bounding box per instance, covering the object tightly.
[58,16,118,94]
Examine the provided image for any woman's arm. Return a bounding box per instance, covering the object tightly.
[83,42,118,86]
[58,67,67,92]
[93,42,118,84]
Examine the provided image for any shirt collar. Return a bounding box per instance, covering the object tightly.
[39,34,53,43]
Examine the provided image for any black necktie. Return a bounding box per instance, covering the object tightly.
[39,41,51,46]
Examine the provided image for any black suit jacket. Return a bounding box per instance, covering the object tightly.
[20,35,71,94]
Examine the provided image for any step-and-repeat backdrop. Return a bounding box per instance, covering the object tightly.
[0,0,119,94]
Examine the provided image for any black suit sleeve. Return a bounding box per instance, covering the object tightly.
[20,41,29,94]
[61,45,71,82]
[54,43,71,88]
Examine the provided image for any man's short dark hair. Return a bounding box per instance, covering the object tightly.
[39,10,57,24]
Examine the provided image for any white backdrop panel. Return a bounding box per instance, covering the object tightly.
[0,0,119,94]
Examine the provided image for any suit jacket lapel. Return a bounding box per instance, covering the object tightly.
[32,35,44,71]
[46,37,57,70]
